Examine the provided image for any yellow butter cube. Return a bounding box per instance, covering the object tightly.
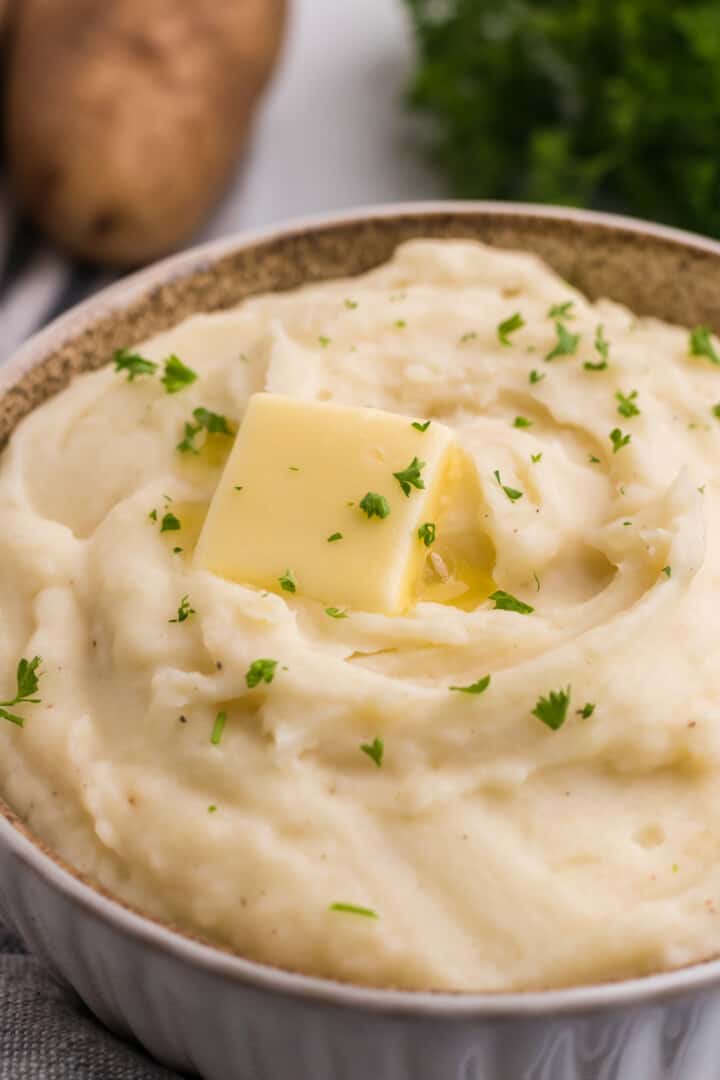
[194,393,456,614]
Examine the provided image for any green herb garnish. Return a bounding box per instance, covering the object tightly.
[531,452,542,463]
[393,456,426,496]
[278,569,296,593]
[418,522,436,547]
[548,301,575,319]
[532,686,570,730]
[449,674,491,695]
[577,702,595,719]
[161,355,198,394]
[360,736,384,768]
[210,711,227,746]
[513,416,533,428]
[690,326,720,366]
[498,312,525,345]
[245,659,278,689]
[713,404,720,419]
[329,902,378,919]
[325,607,348,619]
[327,532,343,542]
[459,331,477,344]
[344,299,358,310]
[610,427,631,453]
[616,389,640,418]
[113,348,158,381]
[546,321,580,362]
[490,590,534,614]
[169,595,195,623]
[318,335,331,347]
[589,454,601,463]
[177,407,233,454]
[0,656,43,728]
[359,492,391,519]
[411,420,431,431]
[529,369,545,384]
[160,512,181,533]
[493,469,523,502]
[662,565,672,578]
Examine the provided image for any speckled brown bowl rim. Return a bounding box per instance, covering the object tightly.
[2,201,720,1019]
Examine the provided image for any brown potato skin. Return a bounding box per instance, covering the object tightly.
[6,0,287,266]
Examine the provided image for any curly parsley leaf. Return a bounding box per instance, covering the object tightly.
[610,427,631,453]
[160,512,181,533]
[418,522,436,546]
[533,686,571,730]
[490,590,534,614]
[0,656,43,727]
[161,355,198,394]
[113,348,158,382]
[498,312,525,345]
[411,419,431,432]
[577,702,595,719]
[393,456,426,496]
[546,321,580,362]
[360,736,384,767]
[177,407,234,453]
[278,569,297,594]
[690,326,720,366]
[169,595,195,624]
[359,492,391,519]
[246,659,278,689]
[548,301,575,320]
[616,389,640,418]
[449,674,491,695]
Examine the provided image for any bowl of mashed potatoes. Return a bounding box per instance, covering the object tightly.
[1,202,720,1079]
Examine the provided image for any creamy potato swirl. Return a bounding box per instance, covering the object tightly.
[1,240,719,991]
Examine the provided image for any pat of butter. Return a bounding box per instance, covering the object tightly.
[194,393,456,614]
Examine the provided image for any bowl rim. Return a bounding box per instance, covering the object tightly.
[3,198,720,1019]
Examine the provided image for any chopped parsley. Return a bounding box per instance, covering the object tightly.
[113,348,158,381]
[490,590,534,614]
[577,702,595,719]
[459,331,478,344]
[160,512,181,533]
[713,404,720,419]
[177,407,233,454]
[344,298,358,310]
[0,656,43,728]
[360,736,384,768]
[393,456,426,496]
[394,319,407,329]
[531,452,542,463]
[662,565,672,578]
[210,711,227,746]
[532,686,570,730]
[161,354,198,394]
[325,607,348,619]
[449,674,491,695]
[245,659,278,689]
[288,466,300,472]
[148,509,158,522]
[610,427,631,453]
[418,522,436,547]
[169,595,195,623]
[318,335,331,347]
[529,369,545,384]
[584,359,608,372]
[327,532,343,542]
[359,492,391,519]
[329,902,378,919]
[546,321,580,362]
[594,323,610,362]
[278,569,296,593]
[497,312,525,345]
[234,486,243,492]
[411,419,431,432]
[547,301,575,319]
[616,389,640,418]
[208,805,217,814]
[513,416,532,428]
[493,469,523,502]
[589,454,601,464]
[689,326,720,366]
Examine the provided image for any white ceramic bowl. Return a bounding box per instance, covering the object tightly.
[2,203,720,1080]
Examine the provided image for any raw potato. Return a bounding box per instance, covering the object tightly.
[5,0,287,266]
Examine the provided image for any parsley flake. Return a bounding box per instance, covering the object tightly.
[325,607,348,619]
[418,522,436,547]
[169,595,195,623]
[210,711,227,746]
[498,312,525,345]
[589,454,601,464]
[494,469,523,502]
[411,420,431,432]
[459,331,478,344]
[529,369,545,384]
[344,299,358,310]
[490,590,534,614]
[177,407,233,454]
[113,348,158,381]
[0,656,43,728]
[577,702,595,719]
[662,565,672,578]
[513,416,533,428]
[160,512,181,533]
[278,569,296,594]
[327,532,343,542]
[148,508,158,522]
[546,321,580,361]
[246,659,278,689]
[532,686,571,730]
[449,674,491,695]
[360,736,384,768]
[713,404,720,419]
[616,389,640,418]
[359,492,391,519]
[610,427,631,453]
[547,301,575,319]
[318,335,331,347]
[394,319,407,329]
[531,452,543,463]
[689,326,720,366]
[161,355,198,394]
[329,902,378,919]
[393,457,426,496]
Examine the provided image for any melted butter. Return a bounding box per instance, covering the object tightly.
[414,446,496,612]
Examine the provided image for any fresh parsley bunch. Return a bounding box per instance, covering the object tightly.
[405,0,720,235]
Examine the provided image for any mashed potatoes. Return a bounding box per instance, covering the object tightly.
[1,239,720,992]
